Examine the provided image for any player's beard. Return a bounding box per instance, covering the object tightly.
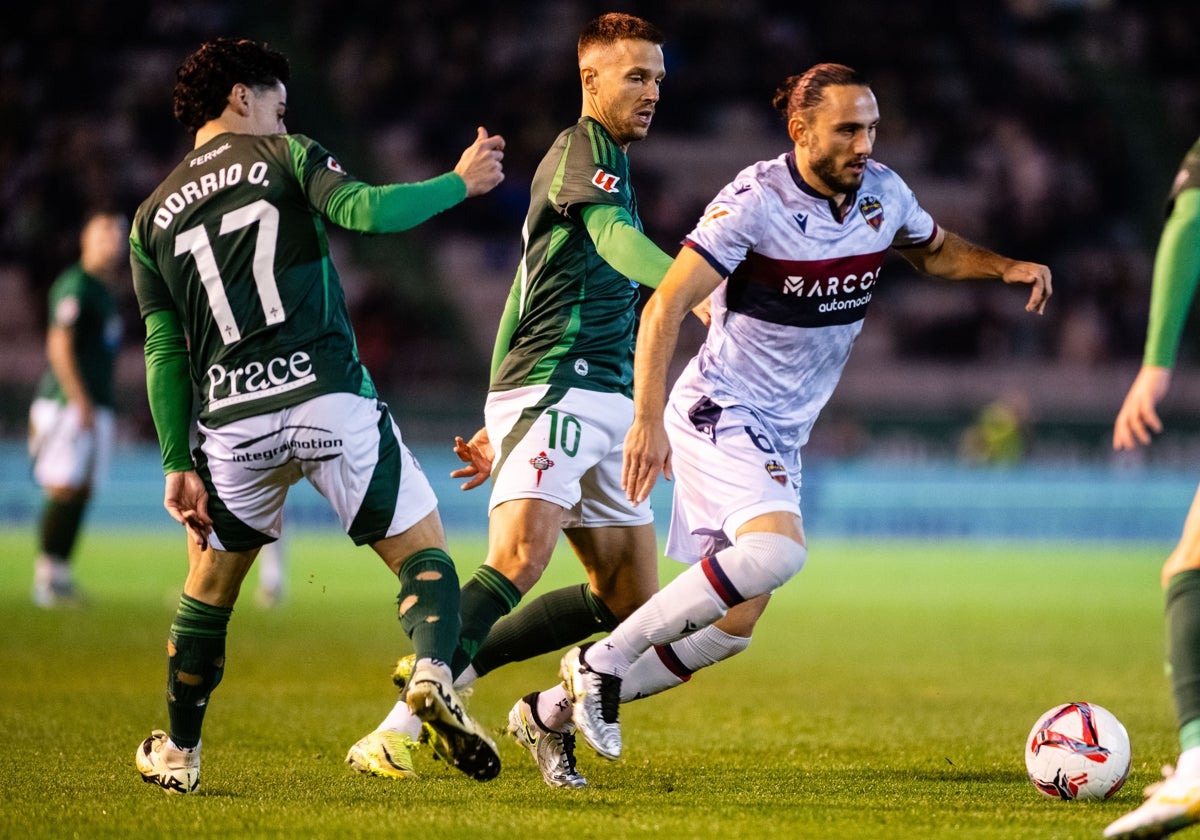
[809,143,865,196]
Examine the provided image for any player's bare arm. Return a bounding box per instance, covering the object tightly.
[454,126,506,197]
[623,247,724,504]
[900,228,1052,314]
[1113,365,1172,451]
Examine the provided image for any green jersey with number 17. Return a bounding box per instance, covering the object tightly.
[131,132,376,427]
[492,117,645,397]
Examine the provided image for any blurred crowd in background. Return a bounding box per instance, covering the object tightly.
[1,0,1197,462]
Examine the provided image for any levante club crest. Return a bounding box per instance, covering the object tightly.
[858,195,884,230]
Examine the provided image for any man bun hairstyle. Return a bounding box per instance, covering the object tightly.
[773,63,870,121]
[578,12,664,60]
[172,37,291,132]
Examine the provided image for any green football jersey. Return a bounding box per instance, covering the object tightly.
[130,133,377,427]
[35,263,121,408]
[491,117,646,397]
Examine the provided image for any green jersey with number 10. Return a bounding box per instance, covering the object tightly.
[131,132,380,427]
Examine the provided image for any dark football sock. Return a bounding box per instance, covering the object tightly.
[397,548,462,665]
[471,583,618,678]
[39,495,88,560]
[166,594,232,749]
[1168,570,1200,750]
[448,565,521,678]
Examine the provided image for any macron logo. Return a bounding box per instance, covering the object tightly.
[591,169,621,193]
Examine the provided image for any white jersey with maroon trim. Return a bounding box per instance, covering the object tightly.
[674,151,937,455]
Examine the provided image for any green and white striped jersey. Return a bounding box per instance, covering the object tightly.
[492,117,646,397]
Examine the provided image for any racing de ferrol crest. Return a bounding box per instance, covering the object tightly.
[858,195,884,231]
[530,450,555,487]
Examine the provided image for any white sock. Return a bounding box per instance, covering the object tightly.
[589,534,803,677]
[621,625,752,702]
[535,685,573,732]
[455,665,477,691]
[587,558,733,677]
[378,700,423,739]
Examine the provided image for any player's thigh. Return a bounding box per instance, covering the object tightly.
[663,399,801,565]
[485,497,567,593]
[1163,484,1200,587]
[564,521,659,617]
[182,538,257,608]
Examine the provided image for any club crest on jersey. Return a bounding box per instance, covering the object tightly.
[530,451,555,487]
[327,156,346,174]
[591,169,621,193]
[765,460,788,485]
[858,195,884,231]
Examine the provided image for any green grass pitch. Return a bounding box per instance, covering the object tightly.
[0,528,1179,838]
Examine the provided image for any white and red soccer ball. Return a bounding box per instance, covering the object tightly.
[1025,702,1131,801]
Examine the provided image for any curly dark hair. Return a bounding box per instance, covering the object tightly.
[172,37,291,132]
[772,63,870,122]
[577,13,664,60]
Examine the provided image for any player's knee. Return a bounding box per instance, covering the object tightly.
[735,531,807,592]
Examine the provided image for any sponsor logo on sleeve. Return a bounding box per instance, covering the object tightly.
[591,169,621,193]
[327,156,346,174]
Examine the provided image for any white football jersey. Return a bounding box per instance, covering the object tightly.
[672,151,937,456]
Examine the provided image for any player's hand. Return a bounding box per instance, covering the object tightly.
[691,296,713,327]
[455,126,506,197]
[622,416,672,506]
[451,427,495,491]
[1003,260,1052,315]
[164,469,213,550]
[1114,365,1171,450]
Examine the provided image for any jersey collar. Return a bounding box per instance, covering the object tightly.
[786,151,858,224]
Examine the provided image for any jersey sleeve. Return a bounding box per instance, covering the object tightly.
[1144,186,1200,369]
[879,165,937,248]
[287,135,467,234]
[130,227,174,319]
[681,175,770,278]
[46,266,86,328]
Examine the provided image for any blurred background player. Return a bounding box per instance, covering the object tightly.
[551,63,1051,765]
[1107,137,1200,840]
[28,210,128,608]
[129,37,506,794]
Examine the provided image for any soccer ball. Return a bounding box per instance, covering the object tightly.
[1025,702,1131,801]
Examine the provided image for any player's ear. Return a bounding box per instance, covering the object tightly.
[787,114,806,146]
[580,64,599,94]
[227,83,252,117]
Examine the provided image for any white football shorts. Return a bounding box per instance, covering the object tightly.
[195,392,437,551]
[664,395,802,565]
[485,384,652,528]
[28,397,115,490]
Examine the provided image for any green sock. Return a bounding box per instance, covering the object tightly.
[39,496,88,559]
[397,548,462,664]
[471,583,618,678]
[1167,570,1200,751]
[448,565,521,677]
[167,594,232,749]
